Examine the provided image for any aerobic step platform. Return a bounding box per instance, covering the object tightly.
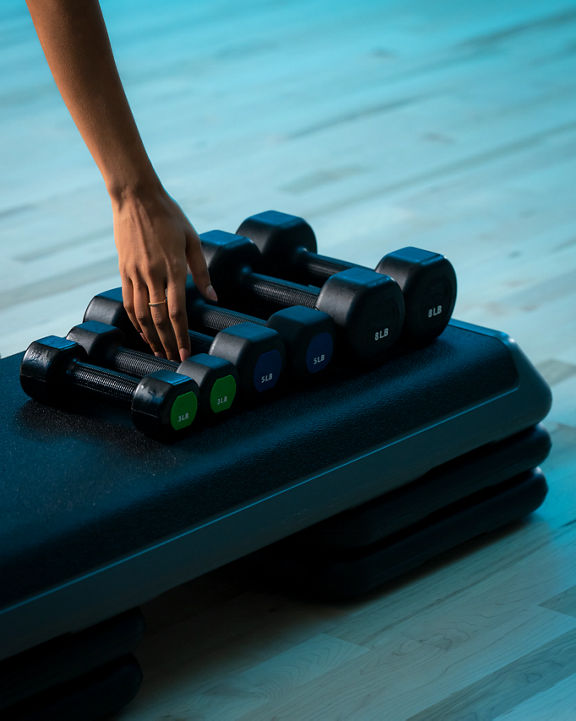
[0,320,551,670]
[235,425,550,600]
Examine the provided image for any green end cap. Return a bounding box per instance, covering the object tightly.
[209,374,237,414]
[170,391,198,430]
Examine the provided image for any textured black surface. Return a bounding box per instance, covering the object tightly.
[0,323,535,612]
[69,361,136,403]
[248,272,318,309]
[113,347,176,377]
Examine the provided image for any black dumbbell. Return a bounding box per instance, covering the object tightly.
[184,279,334,377]
[67,321,238,417]
[20,336,200,440]
[237,210,457,345]
[84,288,285,398]
[199,231,405,362]
[84,288,147,349]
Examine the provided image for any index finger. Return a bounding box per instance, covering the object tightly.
[186,228,217,302]
[166,275,192,362]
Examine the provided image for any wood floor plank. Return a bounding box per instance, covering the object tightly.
[116,523,576,719]
[537,360,576,389]
[541,586,576,619]
[225,611,576,721]
[495,674,576,721]
[330,525,576,649]
[405,628,576,721]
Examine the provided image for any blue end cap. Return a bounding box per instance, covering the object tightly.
[253,349,283,392]
[305,332,334,374]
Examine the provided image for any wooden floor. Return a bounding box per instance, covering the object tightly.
[1,0,576,718]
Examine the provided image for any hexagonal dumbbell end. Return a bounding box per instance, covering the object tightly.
[316,267,405,362]
[376,247,457,345]
[67,320,126,365]
[20,336,85,405]
[267,306,334,376]
[178,353,237,415]
[131,371,199,438]
[209,323,285,396]
[236,210,318,277]
[83,287,145,349]
[200,230,263,303]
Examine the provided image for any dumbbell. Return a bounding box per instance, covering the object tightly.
[84,288,285,398]
[199,230,405,362]
[237,210,457,345]
[20,335,199,440]
[67,321,238,417]
[184,279,334,377]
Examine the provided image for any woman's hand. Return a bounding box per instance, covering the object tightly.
[26,0,216,362]
[113,185,217,362]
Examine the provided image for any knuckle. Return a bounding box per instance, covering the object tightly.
[169,307,185,323]
[154,316,170,331]
[145,263,165,281]
[132,281,147,294]
[168,258,186,276]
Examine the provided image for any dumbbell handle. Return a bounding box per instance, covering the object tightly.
[192,304,264,334]
[294,250,351,285]
[94,332,214,377]
[243,272,318,311]
[111,347,176,377]
[109,337,213,376]
[69,360,136,404]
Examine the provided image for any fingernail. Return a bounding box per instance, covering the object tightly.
[206,284,218,302]
[179,348,190,362]
[154,352,162,358]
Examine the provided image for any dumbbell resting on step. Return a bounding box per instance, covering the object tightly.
[20,336,199,440]
[184,279,334,377]
[84,288,286,398]
[199,230,406,363]
[237,210,457,345]
[67,321,238,417]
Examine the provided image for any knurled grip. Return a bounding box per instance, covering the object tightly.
[198,305,264,333]
[300,253,351,284]
[247,273,318,310]
[69,362,136,403]
[113,348,175,378]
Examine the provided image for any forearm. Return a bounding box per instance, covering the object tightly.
[27,0,215,361]
[26,0,160,202]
